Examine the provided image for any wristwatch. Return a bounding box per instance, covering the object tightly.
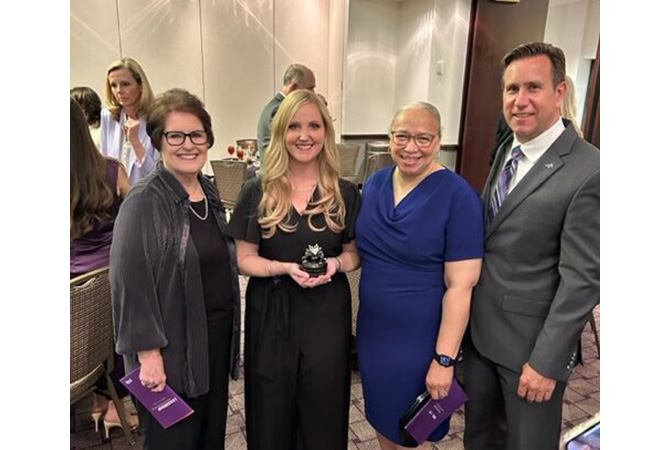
[434,353,456,367]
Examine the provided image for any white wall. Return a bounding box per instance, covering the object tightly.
[201,0,274,161]
[342,0,400,135]
[70,0,122,98]
[428,0,471,144]
[544,0,600,126]
[327,0,349,140]
[342,0,471,144]
[394,0,434,110]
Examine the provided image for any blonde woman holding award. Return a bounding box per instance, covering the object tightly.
[227,89,360,450]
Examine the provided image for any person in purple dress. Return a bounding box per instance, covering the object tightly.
[355,101,484,449]
[70,97,135,433]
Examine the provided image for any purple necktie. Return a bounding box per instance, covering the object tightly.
[489,146,523,222]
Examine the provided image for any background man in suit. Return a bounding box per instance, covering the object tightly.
[463,42,599,450]
[256,63,316,165]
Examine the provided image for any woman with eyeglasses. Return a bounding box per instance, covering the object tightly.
[111,89,241,449]
[100,57,158,184]
[355,102,484,449]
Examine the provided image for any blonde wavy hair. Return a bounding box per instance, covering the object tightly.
[560,75,583,138]
[259,89,345,238]
[104,57,155,122]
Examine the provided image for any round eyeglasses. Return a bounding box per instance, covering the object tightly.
[163,130,208,146]
[390,131,437,149]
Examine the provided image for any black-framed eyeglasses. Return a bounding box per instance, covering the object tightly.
[163,130,208,146]
[390,131,437,149]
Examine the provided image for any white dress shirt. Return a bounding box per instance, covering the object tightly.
[493,118,565,194]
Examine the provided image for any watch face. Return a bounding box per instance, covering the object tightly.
[437,355,454,366]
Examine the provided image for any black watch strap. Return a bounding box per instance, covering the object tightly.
[434,353,456,367]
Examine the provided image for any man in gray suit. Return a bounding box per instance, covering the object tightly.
[463,42,599,450]
[257,63,316,165]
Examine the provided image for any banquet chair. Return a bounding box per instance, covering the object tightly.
[364,151,394,181]
[211,159,248,212]
[365,140,389,159]
[337,143,361,185]
[70,267,134,444]
[347,267,362,371]
[346,267,361,336]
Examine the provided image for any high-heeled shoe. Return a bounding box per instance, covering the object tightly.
[103,415,139,439]
[90,394,108,433]
[91,410,105,433]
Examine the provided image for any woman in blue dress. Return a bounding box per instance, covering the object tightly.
[355,101,484,449]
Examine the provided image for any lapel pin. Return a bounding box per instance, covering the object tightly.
[545,163,554,169]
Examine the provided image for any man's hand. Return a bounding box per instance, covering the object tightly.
[517,363,556,403]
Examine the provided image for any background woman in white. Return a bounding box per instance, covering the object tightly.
[100,57,158,184]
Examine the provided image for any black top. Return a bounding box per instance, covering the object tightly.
[189,199,234,321]
[225,177,360,263]
[225,176,361,384]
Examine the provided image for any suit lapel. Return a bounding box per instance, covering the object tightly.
[486,122,578,238]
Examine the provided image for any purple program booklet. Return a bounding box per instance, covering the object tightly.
[400,380,468,446]
[120,367,194,429]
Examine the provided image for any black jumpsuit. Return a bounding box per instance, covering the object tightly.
[226,178,360,450]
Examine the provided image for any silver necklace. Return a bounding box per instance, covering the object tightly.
[189,198,209,221]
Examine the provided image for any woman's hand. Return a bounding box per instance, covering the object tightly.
[138,349,167,392]
[124,117,141,143]
[286,263,312,287]
[295,258,339,289]
[425,359,454,400]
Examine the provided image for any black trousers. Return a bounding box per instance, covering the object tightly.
[244,276,351,450]
[137,314,233,450]
[462,339,566,450]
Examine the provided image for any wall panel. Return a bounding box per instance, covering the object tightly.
[70,0,121,97]
[118,0,204,99]
[429,0,471,144]
[394,0,433,111]
[201,0,274,159]
[342,0,399,134]
[274,0,330,94]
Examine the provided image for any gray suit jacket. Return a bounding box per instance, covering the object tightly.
[256,92,285,163]
[470,120,600,382]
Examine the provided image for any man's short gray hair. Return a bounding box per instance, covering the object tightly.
[283,64,312,87]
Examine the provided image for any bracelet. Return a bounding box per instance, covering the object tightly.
[267,260,274,276]
[335,256,343,272]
